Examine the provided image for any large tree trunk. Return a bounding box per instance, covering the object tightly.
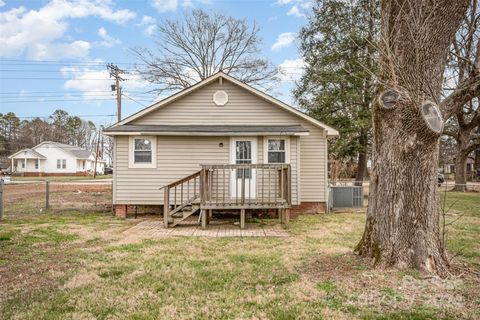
[355,151,368,186]
[355,130,369,186]
[454,154,468,191]
[356,0,469,273]
[475,149,480,174]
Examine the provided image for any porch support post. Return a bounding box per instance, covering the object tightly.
[207,209,212,224]
[163,187,169,228]
[240,209,245,229]
[285,209,290,228]
[201,209,207,229]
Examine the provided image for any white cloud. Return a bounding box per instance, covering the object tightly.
[151,0,178,12]
[144,24,157,36]
[276,0,310,18]
[97,27,121,47]
[151,0,212,12]
[0,1,136,59]
[287,5,305,18]
[278,58,305,83]
[140,15,155,25]
[0,1,5,7]
[138,15,157,36]
[272,32,296,51]
[62,67,150,101]
[28,41,91,60]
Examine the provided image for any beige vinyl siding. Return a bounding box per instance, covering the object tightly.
[116,136,228,204]
[116,78,327,204]
[115,135,301,205]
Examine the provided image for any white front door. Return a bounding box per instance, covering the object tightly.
[230,137,257,199]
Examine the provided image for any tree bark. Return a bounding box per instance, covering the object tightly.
[356,0,469,273]
[454,153,468,191]
[355,151,368,186]
[475,149,480,173]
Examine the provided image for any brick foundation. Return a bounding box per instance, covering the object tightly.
[290,202,326,217]
[18,172,89,177]
[114,204,162,218]
[114,203,326,219]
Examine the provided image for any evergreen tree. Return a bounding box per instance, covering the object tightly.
[295,0,379,184]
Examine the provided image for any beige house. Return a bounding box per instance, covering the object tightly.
[104,72,338,228]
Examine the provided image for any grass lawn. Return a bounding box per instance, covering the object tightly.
[0,192,478,319]
[11,174,112,182]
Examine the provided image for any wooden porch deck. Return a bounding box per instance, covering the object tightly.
[161,164,292,229]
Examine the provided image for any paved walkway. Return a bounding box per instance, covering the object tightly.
[123,219,289,238]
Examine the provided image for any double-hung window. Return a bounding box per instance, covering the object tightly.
[267,138,287,164]
[35,159,39,169]
[57,159,66,169]
[129,136,157,168]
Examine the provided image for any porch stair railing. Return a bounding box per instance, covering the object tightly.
[161,164,291,228]
[160,170,201,228]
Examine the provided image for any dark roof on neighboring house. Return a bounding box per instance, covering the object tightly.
[104,125,309,135]
[69,150,94,159]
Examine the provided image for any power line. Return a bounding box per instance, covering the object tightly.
[0,98,116,103]
[15,114,116,119]
[122,93,148,107]
[0,77,121,80]
[0,90,154,94]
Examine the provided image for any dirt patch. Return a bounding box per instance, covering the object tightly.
[64,272,101,289]
[300,254,480,317]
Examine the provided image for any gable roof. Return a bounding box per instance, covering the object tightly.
[8,148,47,159]
[110,72,339,136]
[33,141,95,159]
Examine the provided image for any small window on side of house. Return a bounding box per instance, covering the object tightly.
[129,136,157,168]
[35,160,39,169]
[62,159,66,169]
[134,139,152,163]
[267,139,286,164]
[22,160,25,168]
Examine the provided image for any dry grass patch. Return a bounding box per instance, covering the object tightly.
[0,191,479,319]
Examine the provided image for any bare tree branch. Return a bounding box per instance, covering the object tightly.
[131,9,278,94]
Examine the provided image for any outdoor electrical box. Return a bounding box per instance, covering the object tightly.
[329,186,363,210]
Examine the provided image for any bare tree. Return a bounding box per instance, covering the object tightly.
[442,0,480,191]
[355,0,470,273]
[132,9,278,93]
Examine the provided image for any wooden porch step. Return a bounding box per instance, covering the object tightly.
[169,205,200,227]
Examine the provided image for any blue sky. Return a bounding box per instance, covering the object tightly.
[0,0,311,127]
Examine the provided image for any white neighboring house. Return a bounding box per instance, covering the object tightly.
[8,141,105,176]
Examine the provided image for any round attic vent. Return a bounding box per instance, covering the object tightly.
[213,90,228,106]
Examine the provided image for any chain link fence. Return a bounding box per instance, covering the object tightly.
[0,180,112,220]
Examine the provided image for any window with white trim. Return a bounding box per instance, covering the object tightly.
[35,159,39,169]
[62,159,66,169]
[57,159,61,169]
[129,136,157,168]
[267,139,286,164]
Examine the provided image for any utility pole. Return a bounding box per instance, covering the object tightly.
[93,128,101,179]
[107,63,125,122]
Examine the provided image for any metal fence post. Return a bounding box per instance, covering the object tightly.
[0,179,4,220]
[45,181,50,210]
